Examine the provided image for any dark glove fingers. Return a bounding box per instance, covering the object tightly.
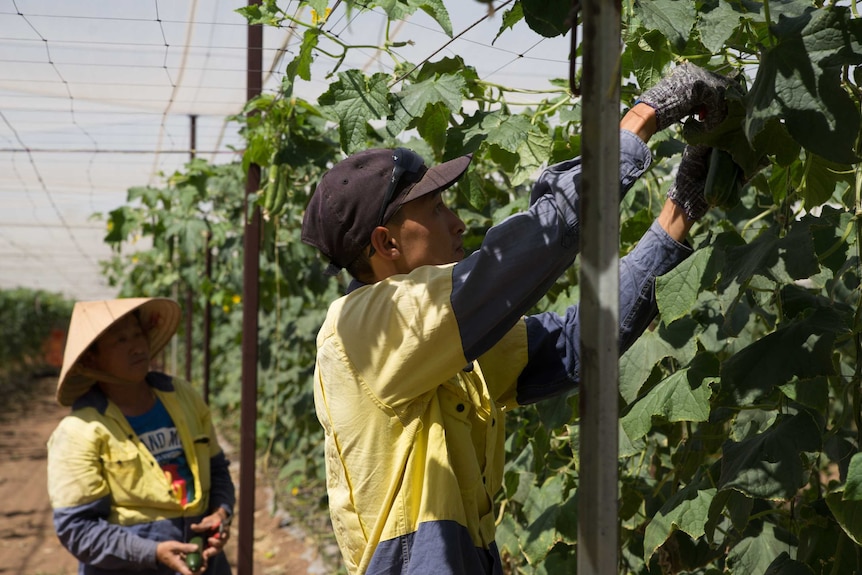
[639,62,733,131]
[667,144,711,221]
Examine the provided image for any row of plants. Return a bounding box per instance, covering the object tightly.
[0,288,72,380]
[97,0,862,572]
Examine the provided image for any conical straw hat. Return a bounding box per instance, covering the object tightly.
[56,298,181,406]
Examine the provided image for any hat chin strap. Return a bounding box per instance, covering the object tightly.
[73,365,144,388]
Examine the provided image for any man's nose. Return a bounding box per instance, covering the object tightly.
[449,209,465,235]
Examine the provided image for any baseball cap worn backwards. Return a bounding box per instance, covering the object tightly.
[301,147,472,275]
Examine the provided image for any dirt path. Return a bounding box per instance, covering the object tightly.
[0,376,333,575]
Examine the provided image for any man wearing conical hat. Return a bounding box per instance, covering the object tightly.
[46,298,235,574]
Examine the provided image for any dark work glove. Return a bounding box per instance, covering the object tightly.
[668,145,711,221]
[638,62,734,131]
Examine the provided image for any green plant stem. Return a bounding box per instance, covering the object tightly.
[748,507,786,522]
[740,205,777,236]
[531,96,574,125]
[818,218,857,262]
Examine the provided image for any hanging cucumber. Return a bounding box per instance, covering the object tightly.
[704,148,742,209]
[262,163,280,214]
[270,162,291,217]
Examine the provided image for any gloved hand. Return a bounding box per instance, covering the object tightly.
[668,144,711,221]
[637,62,734,131]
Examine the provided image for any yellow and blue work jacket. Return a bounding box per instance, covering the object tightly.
[47,373,235,574]
[313,130,692,574]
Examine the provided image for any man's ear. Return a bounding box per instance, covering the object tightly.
[369,226,400,261]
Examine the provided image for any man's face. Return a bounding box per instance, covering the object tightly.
[389,191,466,272]
[85,313,151,383]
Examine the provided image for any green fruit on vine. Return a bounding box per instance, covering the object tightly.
[704,148,742,209]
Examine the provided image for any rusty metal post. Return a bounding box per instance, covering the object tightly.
[578,0,622,573]
[237,3,262,574]
[203,229,212,403]
[185,114,197,383]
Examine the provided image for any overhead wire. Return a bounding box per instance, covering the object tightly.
[5,3,98,268]
[148,0,198,185]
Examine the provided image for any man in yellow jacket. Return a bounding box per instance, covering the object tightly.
[300,63,733,574]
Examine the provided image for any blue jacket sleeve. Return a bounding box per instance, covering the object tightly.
[451,129,653,362]
[209,450,236,517]
[515,219,692,405]
[53,496,160,569]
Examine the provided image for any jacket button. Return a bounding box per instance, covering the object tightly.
[456,403,465,412]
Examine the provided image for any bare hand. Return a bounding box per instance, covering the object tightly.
[156,540,200,575]
[190,508,231,560]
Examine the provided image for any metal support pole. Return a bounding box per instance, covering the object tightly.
[185,114,197,383]
[238,4,262,574]
[578,0,621,573]
[203,229,212,403]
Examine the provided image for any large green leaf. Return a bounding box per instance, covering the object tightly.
[805,205,855,275]
[719,307,845,405]
[656,247,713,324]
[773,218,821,282]
[841,453,862,501]
[522,472,566,564]
[746,6,862,163]
[706,488,753,542]
[718,227,780,291]
[644,473,716,562]
[636,0,698,51]
[318,70,391,153]
[696,0,746,54]
[826,487,862,545]
[719,412,821,500]
[388,73,465,139]
[620,320,698,403]
[484,114,535,154]
[800,153,855,209]
[494,2,524,44]
[624,29,674,91]
[285,28,319,84]
[777,376,828,412]
[764,552,814,575]
[511,128,553,187]
[521,0,572,38]
[372,0,453,37]
[621,358,716,441]
[416,102,450,157]
[727,522,796,574]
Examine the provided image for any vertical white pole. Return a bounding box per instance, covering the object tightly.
[578,0,621,573]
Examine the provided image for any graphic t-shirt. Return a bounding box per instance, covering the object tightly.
[125,397,196,505]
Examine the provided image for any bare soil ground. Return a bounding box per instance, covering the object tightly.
[0,375,337,575]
